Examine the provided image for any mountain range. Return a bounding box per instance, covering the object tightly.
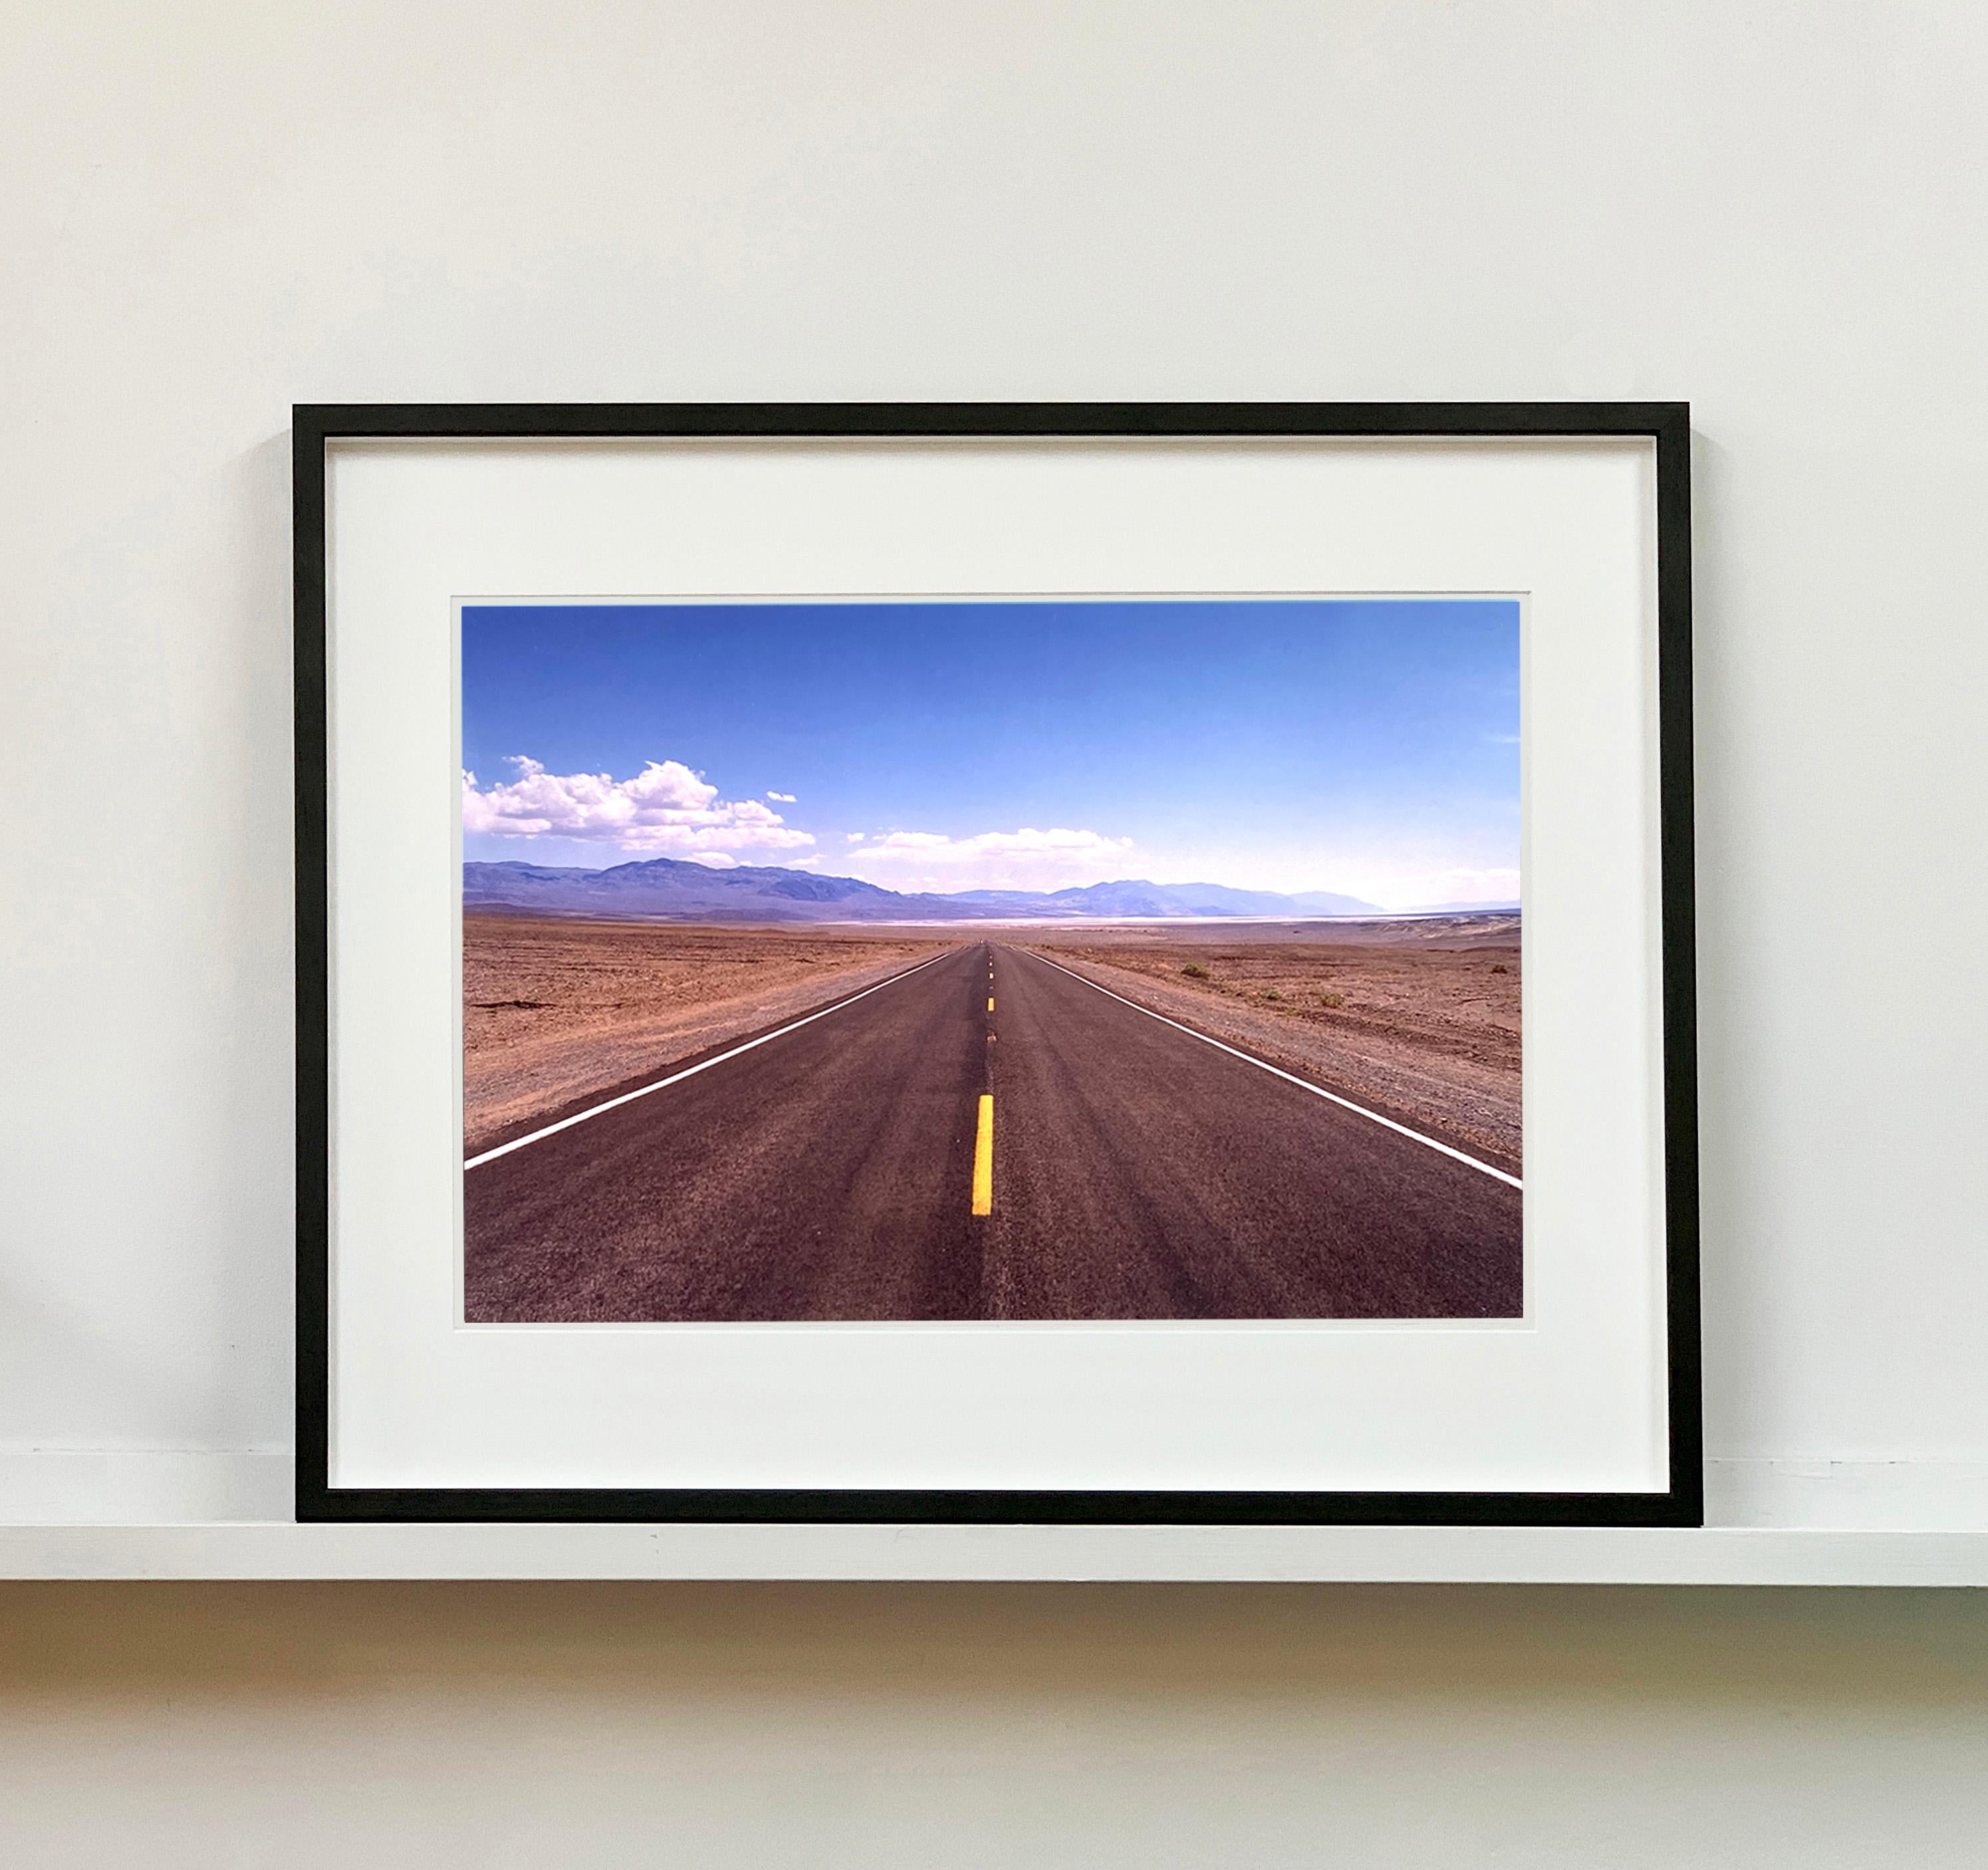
[462,856,1390,923]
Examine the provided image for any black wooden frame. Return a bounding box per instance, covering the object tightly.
[294,402,1700,1528]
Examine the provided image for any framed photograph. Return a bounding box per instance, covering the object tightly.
[295,402,1699,1526]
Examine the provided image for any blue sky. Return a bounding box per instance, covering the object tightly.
[461,599,1519,909]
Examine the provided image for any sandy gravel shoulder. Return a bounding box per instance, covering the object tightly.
[465,922,955,1154]
[1021,947,1523,1174]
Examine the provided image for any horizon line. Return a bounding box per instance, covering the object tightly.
[461,851,1519,915]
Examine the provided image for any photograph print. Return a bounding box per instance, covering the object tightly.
[461,597,1523,1326]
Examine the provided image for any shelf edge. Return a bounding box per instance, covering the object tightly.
[5,1522,1987,1587]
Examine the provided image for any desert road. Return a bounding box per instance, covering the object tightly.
[463,942,1523,1322]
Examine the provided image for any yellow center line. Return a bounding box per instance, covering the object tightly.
[987,996,995,1012]
[970,1094,994,1216]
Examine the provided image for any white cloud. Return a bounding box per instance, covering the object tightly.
[766,790,797,803]
[843,826,1136,893]
[462,757,814,856]
[859,828,1133,865]
[844,832,865,843]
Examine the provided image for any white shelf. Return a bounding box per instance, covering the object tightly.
[7,1457,1987,1583]
[4,1521,1988,1586]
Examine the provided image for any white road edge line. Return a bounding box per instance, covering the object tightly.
[1023,949,1523,1191]
[465,949,956,1170]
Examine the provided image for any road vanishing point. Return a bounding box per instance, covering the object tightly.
[462,941,1523,1322]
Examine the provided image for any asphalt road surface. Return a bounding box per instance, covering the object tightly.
[463,941,1523,1322]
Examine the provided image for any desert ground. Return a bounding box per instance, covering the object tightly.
[465,910,1521,1171]
[463,913,953,1155]
[1018,915,1521,1171]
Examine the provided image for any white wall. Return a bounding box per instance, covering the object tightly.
[3,1,1986,1857]
[8,0,1987,1512]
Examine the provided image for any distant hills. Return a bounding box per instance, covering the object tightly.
[462,856,1395,924]
[953,879,1382,918]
